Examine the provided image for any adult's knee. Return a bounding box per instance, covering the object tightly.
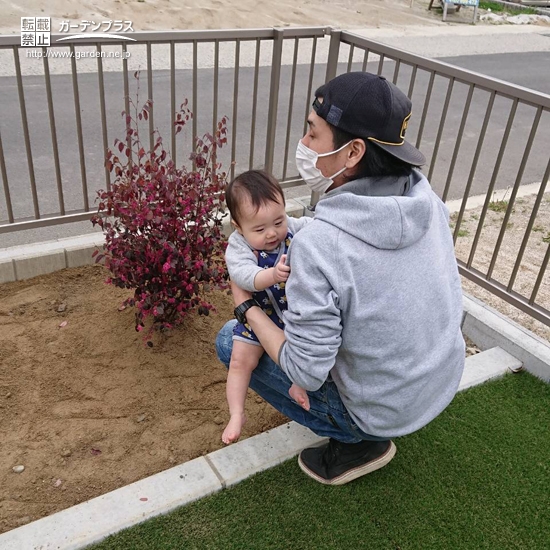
[215,320,237,368]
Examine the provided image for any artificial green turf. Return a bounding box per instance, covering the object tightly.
[91,372,549,550]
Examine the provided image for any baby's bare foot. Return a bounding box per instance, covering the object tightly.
[222,413,247,444]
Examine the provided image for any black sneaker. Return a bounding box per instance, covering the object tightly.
[298,438,396,485]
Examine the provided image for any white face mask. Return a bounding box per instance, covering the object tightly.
[296,140,352,194]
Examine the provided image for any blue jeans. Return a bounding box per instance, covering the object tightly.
[215,320,387,444]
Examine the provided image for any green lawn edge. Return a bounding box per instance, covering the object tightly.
[91,372,550,550]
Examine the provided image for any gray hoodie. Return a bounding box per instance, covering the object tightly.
[279,170,465,438]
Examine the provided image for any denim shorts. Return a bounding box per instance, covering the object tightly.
[216,320,388,444]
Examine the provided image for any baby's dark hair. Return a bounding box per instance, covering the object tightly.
[226,170,285,226]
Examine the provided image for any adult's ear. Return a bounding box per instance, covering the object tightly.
[345,138,366,170]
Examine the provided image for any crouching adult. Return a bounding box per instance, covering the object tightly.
[216,72,465,485]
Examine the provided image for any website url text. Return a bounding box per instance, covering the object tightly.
[25,50,131,60]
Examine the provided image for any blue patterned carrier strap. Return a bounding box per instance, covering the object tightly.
[232,232,293,345]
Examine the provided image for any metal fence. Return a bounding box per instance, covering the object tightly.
[0,27,330,233]
[0,27,549,327]
[328,30,550,328]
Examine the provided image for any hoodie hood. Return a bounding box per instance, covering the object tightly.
[314,169,433,250]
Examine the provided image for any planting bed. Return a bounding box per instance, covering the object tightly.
[0,265,286,533]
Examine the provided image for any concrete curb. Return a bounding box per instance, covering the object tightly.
[462,293,550,382]
[0,198,306,284]
[0,346,524,550]
[457,346,521,390]
[0,423,324,550]
[0,233,106,284]
[1,183,545,282]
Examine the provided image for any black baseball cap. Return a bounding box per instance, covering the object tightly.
[313,71,426,166]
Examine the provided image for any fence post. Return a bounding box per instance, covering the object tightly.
[325,29,341,83]
[308,29,341,210]
[264,28,284,174]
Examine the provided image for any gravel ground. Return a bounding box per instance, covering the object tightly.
[451,190,550,342]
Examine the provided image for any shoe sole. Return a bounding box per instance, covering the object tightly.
[298,441,397,486]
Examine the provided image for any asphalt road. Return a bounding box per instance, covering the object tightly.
[1,49,549,247]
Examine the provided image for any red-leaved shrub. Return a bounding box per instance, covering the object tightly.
[91,95,230,341]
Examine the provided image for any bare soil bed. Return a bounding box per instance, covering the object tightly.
[0,265,286,534]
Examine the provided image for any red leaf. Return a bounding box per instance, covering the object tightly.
[94,95,230,336]
[140,497,148,501]
[91,448,102,456]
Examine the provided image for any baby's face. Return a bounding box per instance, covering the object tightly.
[236,199,288,252]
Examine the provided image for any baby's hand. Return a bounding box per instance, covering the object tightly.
[289,384,310,411]
[274,254,290,283]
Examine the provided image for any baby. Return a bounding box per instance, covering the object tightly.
[223,170,312,444]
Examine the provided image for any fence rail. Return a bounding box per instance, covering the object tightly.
[332,30,550,327]
[0,26,329,233]
[0,26,549,327]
